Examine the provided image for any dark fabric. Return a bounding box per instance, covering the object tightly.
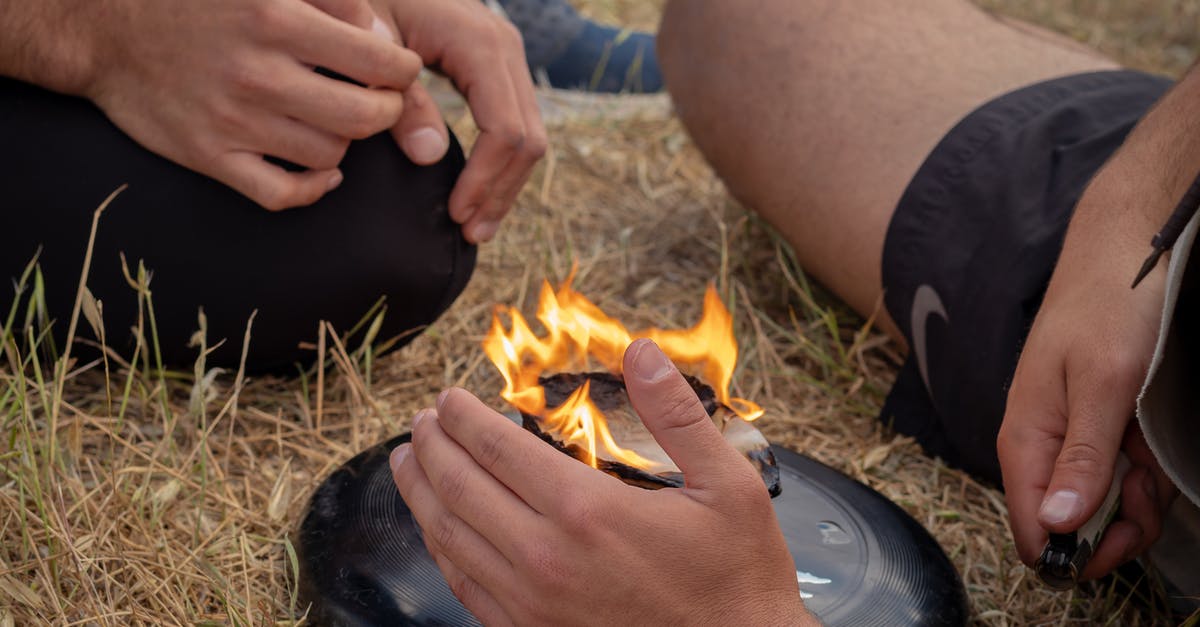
[879,70,1174,485]
[0,77,475,372]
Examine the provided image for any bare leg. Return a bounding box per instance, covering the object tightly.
[658,0,1117,341]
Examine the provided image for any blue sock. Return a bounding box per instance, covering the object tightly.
[496,0,663,93]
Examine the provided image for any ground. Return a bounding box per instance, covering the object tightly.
[2,1,1198,625]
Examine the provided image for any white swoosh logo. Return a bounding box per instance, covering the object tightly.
[911,284,949,396]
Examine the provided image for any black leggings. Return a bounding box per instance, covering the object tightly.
[0,78,475,371]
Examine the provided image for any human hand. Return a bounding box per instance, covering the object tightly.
[81,0,423,210]
[390,339,815,626]
[998,179,1179,581]
[374,0,547,243]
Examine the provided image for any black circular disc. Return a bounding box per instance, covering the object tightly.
[297,435,967,626]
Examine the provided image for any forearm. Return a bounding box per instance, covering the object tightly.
[0,1,99,94]
[1072,64,1200,255]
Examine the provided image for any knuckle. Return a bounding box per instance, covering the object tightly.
[257,193,291,212]
[498,20,524,47]
[432,510,461,551]
[499,127,526,152]
[361,46,396,82]
[1095,351,1146,389]
[310,139,349,170]
[995,422,1017,458]
[657,386,704,429]
[522,130,548,162]
[475,429,509,471]
[445,569,476,604]
[556,493,597,533]
[436,465,469,507]
[227,61,272,97]
[209,103,244,135]
[249,179,292,212]
[1055,441,1106,476]
[246,0,290,38]
[327,139,351,167]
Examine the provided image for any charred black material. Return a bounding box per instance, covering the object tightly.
[524,371,781,497]
[539,371,719,414]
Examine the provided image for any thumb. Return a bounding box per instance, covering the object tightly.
[622,339,744,490]
[1037,401,1129,533]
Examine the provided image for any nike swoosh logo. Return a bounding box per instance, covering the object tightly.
[911,284,949,396]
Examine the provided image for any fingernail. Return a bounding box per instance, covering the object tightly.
[371,16,396,42]
[390,443,411,470]
[470,221,499,243]
[412,408,432,430]
[1039,489,1083,525]
[630,340,673,383]
[436,389,450,411]
[326,171,343,192]
[403,128,448,165]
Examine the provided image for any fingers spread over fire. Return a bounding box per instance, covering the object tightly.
[429,550,514,627]
[406,407,545,559]
[622,340,756,496]
[389,435,516,598]
[433,387,608,513]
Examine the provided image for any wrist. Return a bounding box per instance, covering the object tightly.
[0,1,105,96]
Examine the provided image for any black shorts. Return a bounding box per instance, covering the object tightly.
[879,70,1174,486]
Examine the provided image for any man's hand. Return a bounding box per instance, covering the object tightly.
[375,0,547,243]
[997,175,1178,578]
[996,61,1200,578]
[390,339,815,625]
[70,0,427,210]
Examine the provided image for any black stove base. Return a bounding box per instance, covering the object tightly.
[296,434,967,626]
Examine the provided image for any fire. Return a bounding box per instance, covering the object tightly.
[482,272,762,470]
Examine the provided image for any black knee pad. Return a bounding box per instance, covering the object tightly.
[1,77,473,371]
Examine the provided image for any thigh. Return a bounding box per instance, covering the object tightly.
[1,77,473,371]
[657,0,1117,338]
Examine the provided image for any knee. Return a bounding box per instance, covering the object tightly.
[657,0,719,100]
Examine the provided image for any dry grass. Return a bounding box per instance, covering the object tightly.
[3,1,1199,626]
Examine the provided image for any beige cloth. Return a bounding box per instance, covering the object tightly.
[1138,210,1200,600]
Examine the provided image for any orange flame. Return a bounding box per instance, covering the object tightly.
[482,272,762,470]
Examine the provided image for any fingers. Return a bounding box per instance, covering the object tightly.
[433,388,599,514]
[266,70,407,139]
[407,408,544,559]
[429,550,514,626]
[1081,466,1157,579]
[998,416,1062,566]
[245,114,349,170]
[1080,426,1178,579]
[622,339,750,493]
[286,1,423,90]
[445,47,525,233]
[402,13,544,243]
[457,39,547,242]
[389,441,517,599]
[390,81,451,165]
[208,152,342,211]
